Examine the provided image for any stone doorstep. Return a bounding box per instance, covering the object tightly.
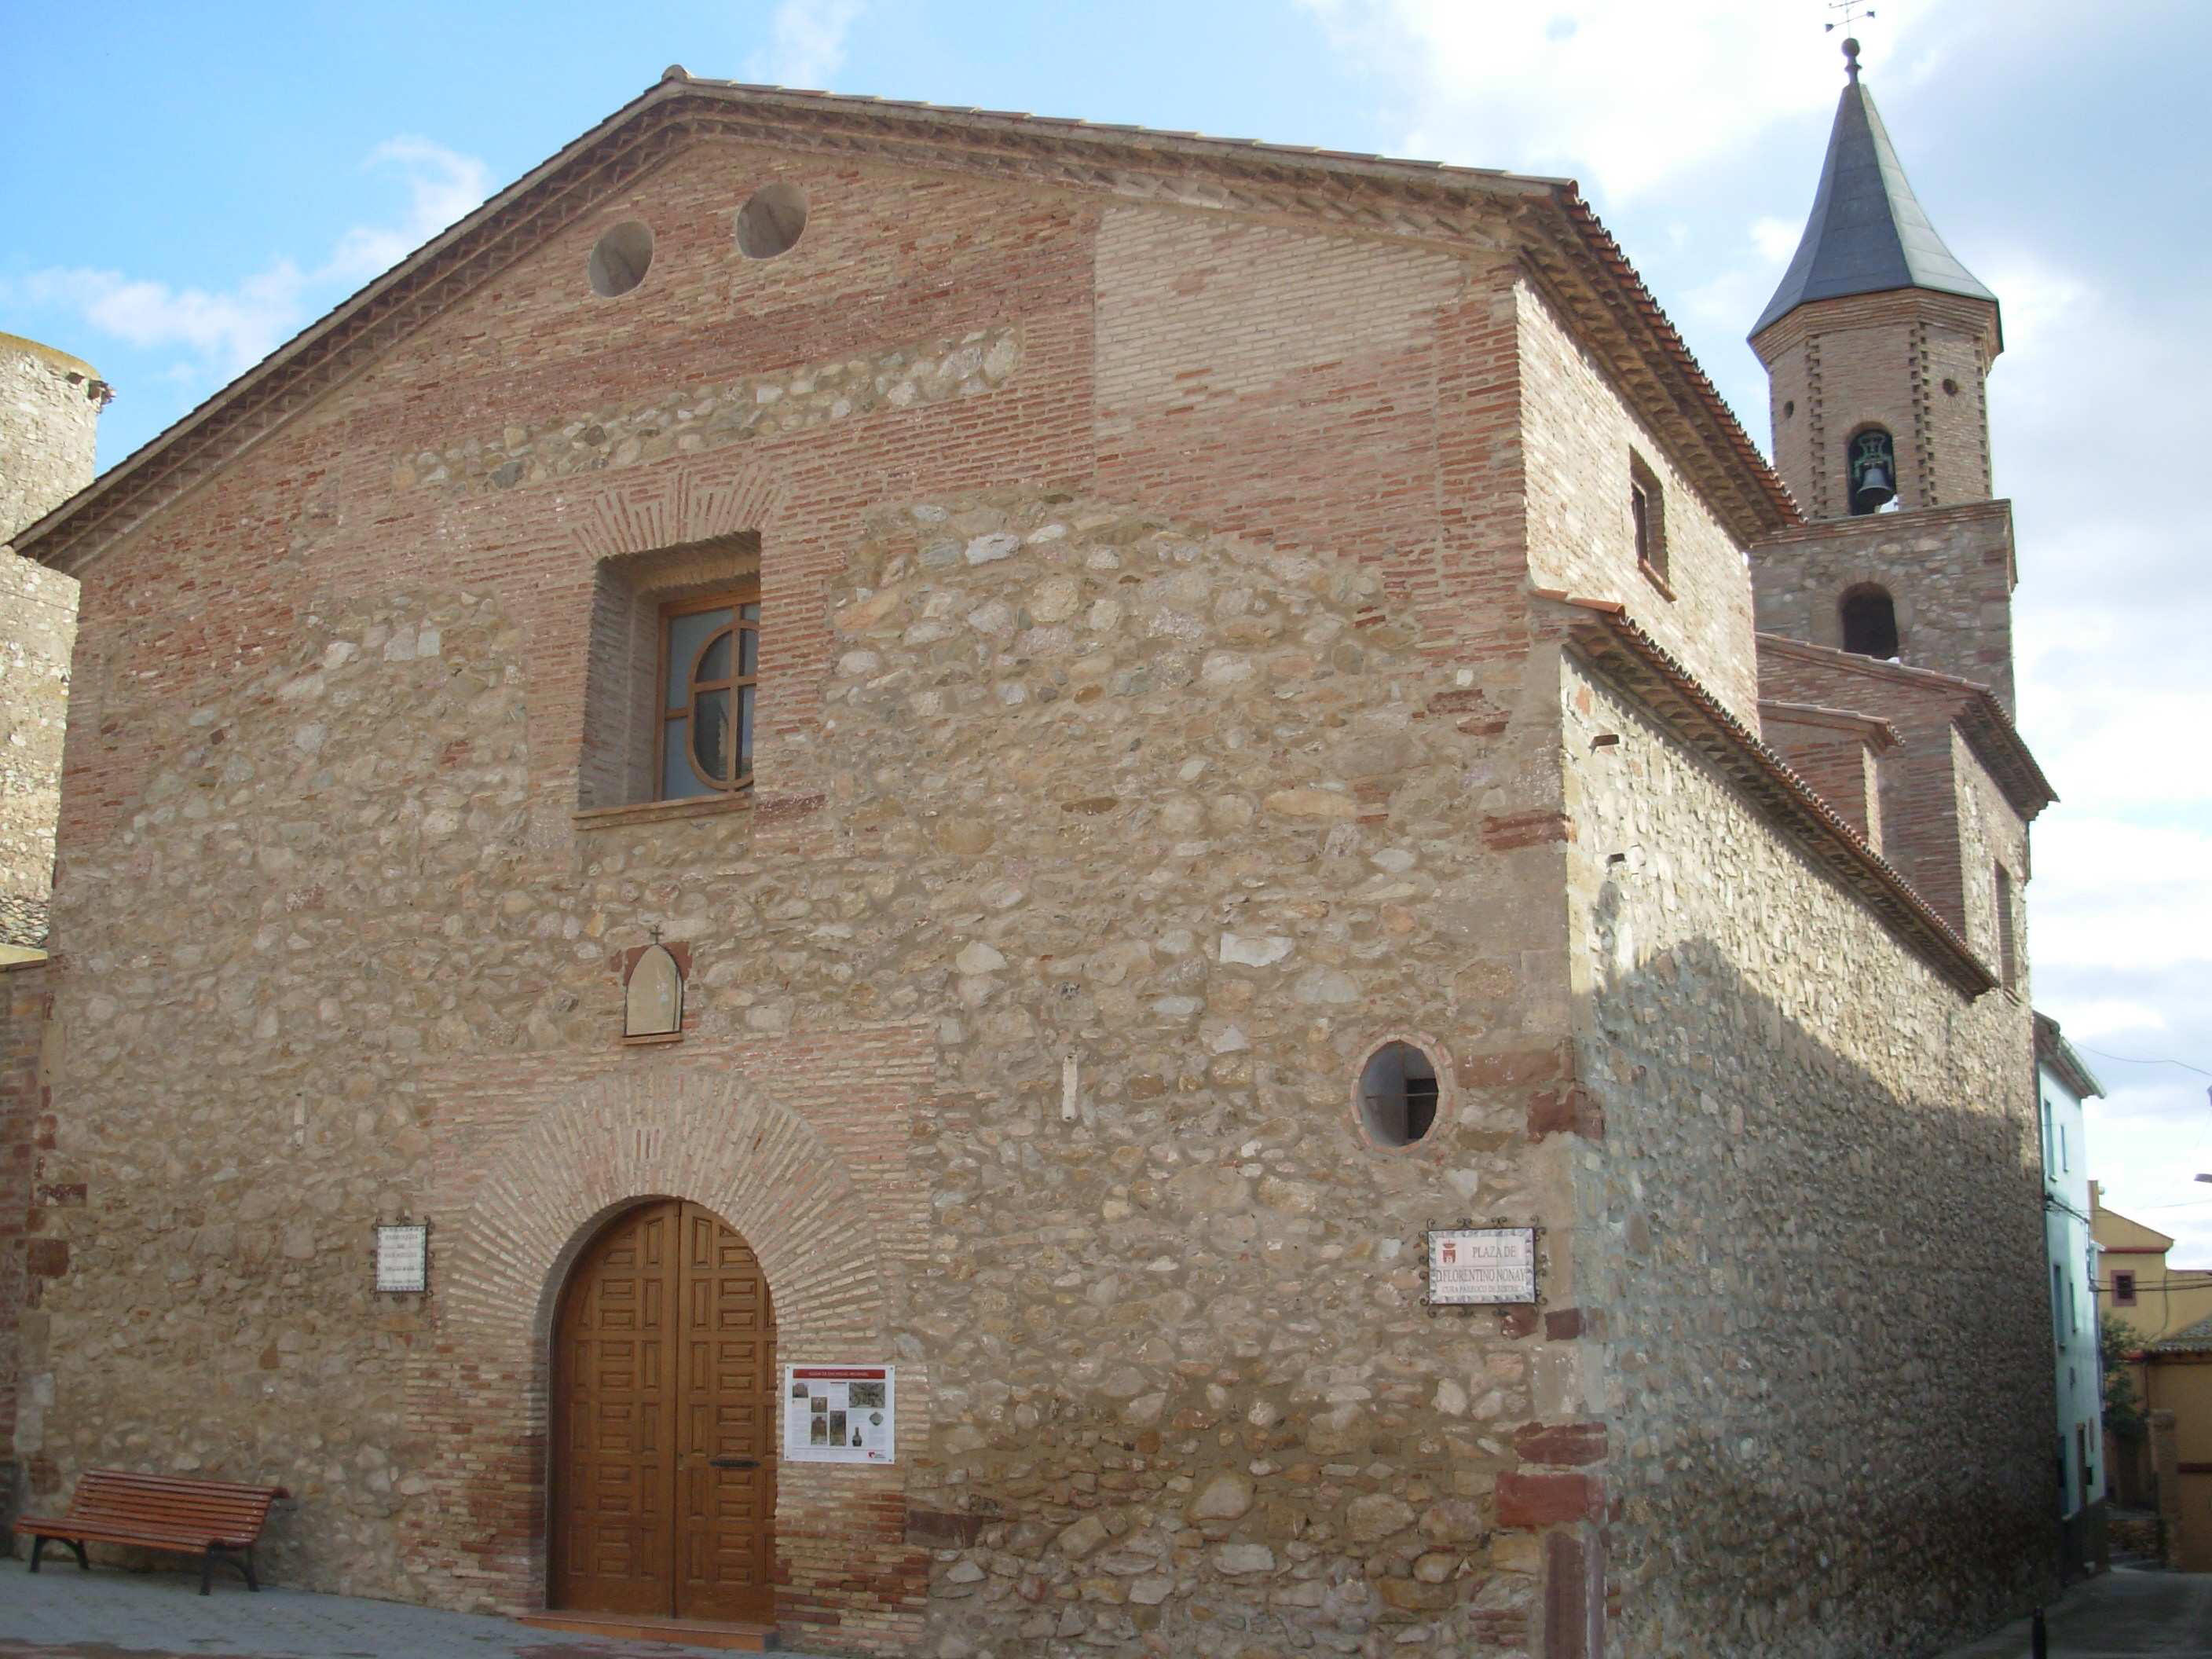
[514,1610,778,1651]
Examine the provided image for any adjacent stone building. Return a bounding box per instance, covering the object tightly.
[0,47,2063,1658]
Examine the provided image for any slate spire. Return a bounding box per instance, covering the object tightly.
[1750,38,1997,341]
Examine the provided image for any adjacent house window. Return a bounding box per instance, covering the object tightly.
[1629,452,1668,587]
[2114,1269,2137,1306]
[657,593,760,799]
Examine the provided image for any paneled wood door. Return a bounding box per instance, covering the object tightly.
[552,1200,777,1622]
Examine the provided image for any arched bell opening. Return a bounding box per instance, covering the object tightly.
[548,1198,778,1624]
[1840,584,1902,660]
[1847,426,1899,516]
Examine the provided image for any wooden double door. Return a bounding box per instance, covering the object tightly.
[551,1200,777,1623]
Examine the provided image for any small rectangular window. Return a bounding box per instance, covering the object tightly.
[2115,1269,2137,1306]
[1628,452,1668,587]
[657,591,760,800]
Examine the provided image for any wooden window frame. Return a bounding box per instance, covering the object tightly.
[654,586,760,800]
[2114,1269,2137,1307]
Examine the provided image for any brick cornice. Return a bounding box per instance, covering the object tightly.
[17,75,1798,573]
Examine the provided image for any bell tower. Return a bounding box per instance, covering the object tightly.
[1747,37,2018,709]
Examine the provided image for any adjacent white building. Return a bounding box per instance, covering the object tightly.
[2037,1011,2106,1570]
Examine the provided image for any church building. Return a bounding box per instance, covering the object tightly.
[0,44,2060,1659]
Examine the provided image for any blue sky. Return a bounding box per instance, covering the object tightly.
[7,0,2211,1258]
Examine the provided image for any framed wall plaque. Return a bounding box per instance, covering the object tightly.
[374,1221,430,1294]
[1423,1222,1538,1308]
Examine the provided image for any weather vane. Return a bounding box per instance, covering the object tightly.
[1825,0,1877,79]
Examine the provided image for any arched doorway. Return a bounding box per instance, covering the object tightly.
[550,1199,777,1623]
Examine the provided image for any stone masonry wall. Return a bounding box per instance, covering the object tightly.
[21,137,1619,1658]
[33,485,1590,1657]
[0,552,78,950]
[1,334,103,546]
[1558,650,2050,1658]
[1750,499,2016,712]
[0,958,51,1487]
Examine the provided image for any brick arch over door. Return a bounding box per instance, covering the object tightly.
[396,1064,901,1614]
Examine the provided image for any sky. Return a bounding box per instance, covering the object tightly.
[5,0,2210,1258]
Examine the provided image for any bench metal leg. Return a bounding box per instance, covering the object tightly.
[28,1536,88,1574]
[200,1546,258,1594]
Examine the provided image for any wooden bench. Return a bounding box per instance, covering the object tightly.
[15,1469,288,1594]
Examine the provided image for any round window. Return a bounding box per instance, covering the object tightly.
[736,182,808,260]
[588,222,654,298]
[1358,1041,1441,1148]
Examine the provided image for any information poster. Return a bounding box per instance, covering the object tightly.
[1426,1226,1537,1306]
[784,1364,896,1464]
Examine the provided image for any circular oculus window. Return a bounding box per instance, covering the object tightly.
[588,222,654,298]
[736,182,808,260]
[1357,1040,1441,1148]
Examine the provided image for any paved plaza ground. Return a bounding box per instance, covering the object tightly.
[1932,1567,2212,1657]
[0,1556,2203,1658]
[0,1565,837,1659]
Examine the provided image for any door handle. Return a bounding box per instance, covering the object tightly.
[709,1456,760,1470]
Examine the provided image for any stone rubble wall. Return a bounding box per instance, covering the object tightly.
[1558,651,2051,1657]
[0,551,77,950]
[0,335,102,546]
[30,474,1590,1655]
[1750,500,2016,712]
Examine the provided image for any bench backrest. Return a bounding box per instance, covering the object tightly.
[64,1469,287,1542]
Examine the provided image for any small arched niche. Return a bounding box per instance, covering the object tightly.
[624,943,684,1040]
[1840,584,1900,660]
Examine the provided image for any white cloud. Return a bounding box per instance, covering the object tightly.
[9,137,488,382]
[745,0,863,90]
[1296,0,1950,201]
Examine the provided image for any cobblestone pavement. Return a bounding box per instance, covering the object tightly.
[0,1566,840,1659]
[1932,1567,2212,1657]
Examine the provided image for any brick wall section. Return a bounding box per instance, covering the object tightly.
[1757,641,2030,968]
[1757,701,1892,853]
[1749,498,2016,712]
[1520,284,1761,725]
[1559,646,2051,1657]
[1752,289,1998,522]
